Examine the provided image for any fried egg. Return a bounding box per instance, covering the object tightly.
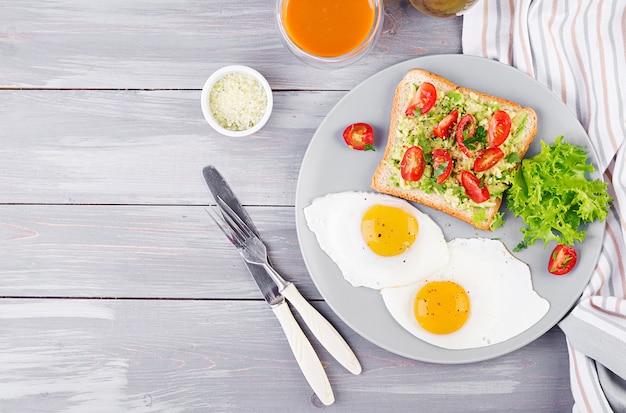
[381,238,550,349]
[303,191,449,289]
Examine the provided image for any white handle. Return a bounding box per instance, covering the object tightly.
[282,283,362,375]
[272,302,335,406]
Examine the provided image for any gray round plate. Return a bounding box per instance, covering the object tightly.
[295,54,605,364]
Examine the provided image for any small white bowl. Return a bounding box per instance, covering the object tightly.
[201,65,273,137]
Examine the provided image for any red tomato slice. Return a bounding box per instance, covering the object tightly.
[433,109,459,138]
[400,146,425,182]
[432,148,452,184]
[342,122,375,151]
[460,170,490,203]
[474,147,505,172]
[405,82,437,116]
[488,110,512,147]
[456,114,476,157]
[548,244,578,275]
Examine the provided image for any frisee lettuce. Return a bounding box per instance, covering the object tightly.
[507,136,611,251]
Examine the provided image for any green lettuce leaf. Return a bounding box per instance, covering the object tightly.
[507,136,612,251]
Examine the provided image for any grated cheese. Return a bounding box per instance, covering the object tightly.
[209,72,268,132]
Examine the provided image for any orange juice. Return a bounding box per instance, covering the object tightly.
[282,0,376,58]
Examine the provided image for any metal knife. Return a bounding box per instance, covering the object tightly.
[203,165,345,405]
[203,166,283,305]
[202,166,361,374]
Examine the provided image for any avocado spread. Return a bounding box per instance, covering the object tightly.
[388,82,528,229]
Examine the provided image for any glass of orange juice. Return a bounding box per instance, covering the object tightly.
[276,0,384,68]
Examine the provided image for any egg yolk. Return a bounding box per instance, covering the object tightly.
[361,204,418,256]
[414,281,470,334]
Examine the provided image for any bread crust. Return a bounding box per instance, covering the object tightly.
[371,69,537,231]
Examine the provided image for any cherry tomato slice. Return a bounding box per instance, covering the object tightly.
[456,114,476,157]
[548,244,578,275]
[474,147,505,172]
[400,146,425,182]
[405,82,437,116]
[433,109,459,139]
[460,170,490,203]
[343,122,375,151]
[488,110,512,147]
[432,148,452,184]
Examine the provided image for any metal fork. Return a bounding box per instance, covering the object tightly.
[206,197,362,377]
[208,197,290,291]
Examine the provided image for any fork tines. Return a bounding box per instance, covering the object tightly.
[205,205,239,245]
[216,197,255,239]
[206,196,256,249]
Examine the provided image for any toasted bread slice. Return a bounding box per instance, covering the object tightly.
[372,68,537,230]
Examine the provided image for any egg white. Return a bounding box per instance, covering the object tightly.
[303,191,449,289]
[381,238,550,350]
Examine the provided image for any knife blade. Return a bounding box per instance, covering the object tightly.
[202,165,335,405]
[202,165,283,307]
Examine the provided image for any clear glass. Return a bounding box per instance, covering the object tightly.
[276,0,384,69]
[409,0,478,17]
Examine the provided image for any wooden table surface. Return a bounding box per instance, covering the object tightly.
[0,1,574,411]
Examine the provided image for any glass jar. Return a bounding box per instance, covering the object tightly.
[409,0,479,18]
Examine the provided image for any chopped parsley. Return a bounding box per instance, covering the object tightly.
[463,126,487,150]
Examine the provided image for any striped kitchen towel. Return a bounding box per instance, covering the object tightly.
[462,1,626,412]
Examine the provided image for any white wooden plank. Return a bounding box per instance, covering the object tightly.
[0,205,319,299]
[0,89,333,205]
[0,0,462,90]
[0,299,573,412]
